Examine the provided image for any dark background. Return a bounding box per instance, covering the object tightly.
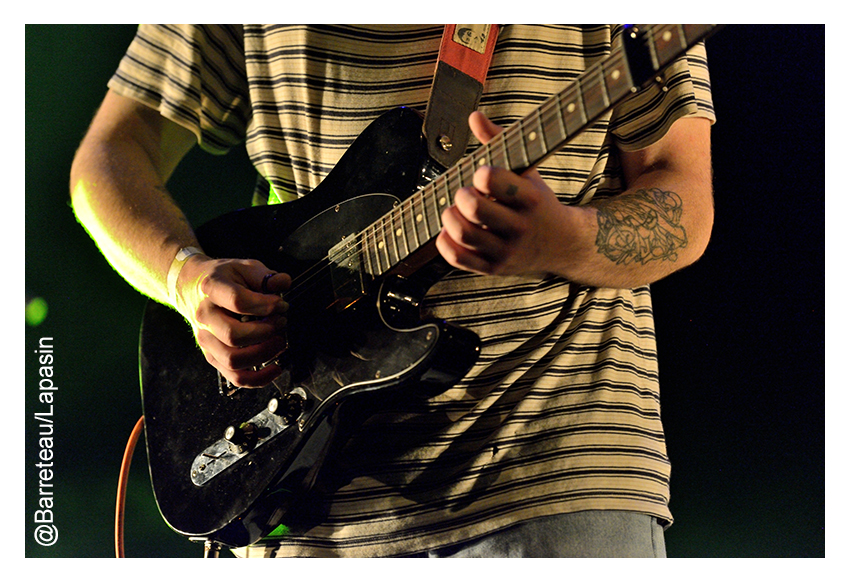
[24,25,825,558]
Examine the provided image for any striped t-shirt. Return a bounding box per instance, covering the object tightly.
[109,24,715,557]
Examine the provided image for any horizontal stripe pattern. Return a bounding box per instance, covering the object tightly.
[108,24,714,557]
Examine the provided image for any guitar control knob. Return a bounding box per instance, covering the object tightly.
[268,391,305,425]
[224,422,257,453]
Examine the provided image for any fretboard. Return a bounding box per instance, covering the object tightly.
[359,24,719,277]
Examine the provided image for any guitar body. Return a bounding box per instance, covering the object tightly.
[139,107,481,547]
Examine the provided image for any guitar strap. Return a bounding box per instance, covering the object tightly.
[261,25,499,205]
[423,25,499,168]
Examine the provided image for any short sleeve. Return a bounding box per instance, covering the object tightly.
[107,24,250,154]
[610,41,716,152]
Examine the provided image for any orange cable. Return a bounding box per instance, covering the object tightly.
[115,416,145,558]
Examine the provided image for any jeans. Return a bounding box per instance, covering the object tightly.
[407,511,667,558]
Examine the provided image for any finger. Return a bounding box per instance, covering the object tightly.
[202,264,288,318]
[198,329,288,388]
[453,187,520,238]
[472,165,528,209]
[196,299,287,348]
[435,229,497,276]
[441,206,504,259]
[256,270,292,295]
[469,111,503,144]
[226,364,283,389]
[199,328,288,370]
[233,264,291,305]
[212,354,285,389]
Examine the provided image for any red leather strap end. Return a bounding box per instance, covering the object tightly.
[438,25,499,84]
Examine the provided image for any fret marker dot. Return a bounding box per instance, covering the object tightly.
[662,31,672,42]
[416,214,423,222]
[378,241,384,249]
[395,228,402,237]
[611,69,621,81]
[529,131,537,141]
[439,197,447,206]
[567,103,576,113]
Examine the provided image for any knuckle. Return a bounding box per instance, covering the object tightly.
[458,191,485,223]
[201,348,216,367]
[192,304,206,326]
[219,325,240,348]
[474,164,497,187]
[226,369,251,387]
[229,293,252,314]
[198,271,217,296]
[219,349,243,371]
[456,227,479,246]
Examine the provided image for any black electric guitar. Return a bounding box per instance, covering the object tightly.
[139,25,721,548]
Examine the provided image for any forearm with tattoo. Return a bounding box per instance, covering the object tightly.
[594,188,688,266]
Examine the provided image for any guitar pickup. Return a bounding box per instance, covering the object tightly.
[328,234,367,301]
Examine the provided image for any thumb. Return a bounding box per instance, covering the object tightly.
[468,111,503,144]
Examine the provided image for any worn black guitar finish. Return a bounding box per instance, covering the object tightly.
[139,107,483,547]
[139,25,721,548]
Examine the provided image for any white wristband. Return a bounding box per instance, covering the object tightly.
[166,246,204,304]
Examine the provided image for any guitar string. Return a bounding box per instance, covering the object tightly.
[275,64,598,306]
[274,23,691,307]
[275,113,538,309]
[277,164,456,307]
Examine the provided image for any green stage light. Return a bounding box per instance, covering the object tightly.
[26,297,48,327]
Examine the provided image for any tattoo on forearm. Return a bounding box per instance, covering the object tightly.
[595,188,687,266]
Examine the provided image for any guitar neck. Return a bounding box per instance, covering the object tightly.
[359,24,719,277]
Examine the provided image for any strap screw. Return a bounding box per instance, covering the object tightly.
[439,134,453,152]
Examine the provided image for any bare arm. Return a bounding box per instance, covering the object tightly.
[436,112,713,288]
[70,90,289,387]
[70,90,198,302]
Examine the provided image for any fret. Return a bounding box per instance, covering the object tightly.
[403,197,420,251]
[650,25,686,69]
[368,227,378,275]
[372,227,390,273]
[412,191,432,243]
[489,136,509,169]
[384,213,400,265]
[377,216,392,270]
[517,119,532,170]
[540,95,567,147]
[444,166,462,198]
[427,182,444,237]
[458,157,476,189]
[559,85,586,136]
[391,205,409,259]
[579,64,609,121]
[439,174,454,210]
[472,147,490,173]
[361,230,373,276]
[602,53,635,104]
[524,108,547,164]
[505,126,527,172]
[683,24,714,47]
[366,225,384,275]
